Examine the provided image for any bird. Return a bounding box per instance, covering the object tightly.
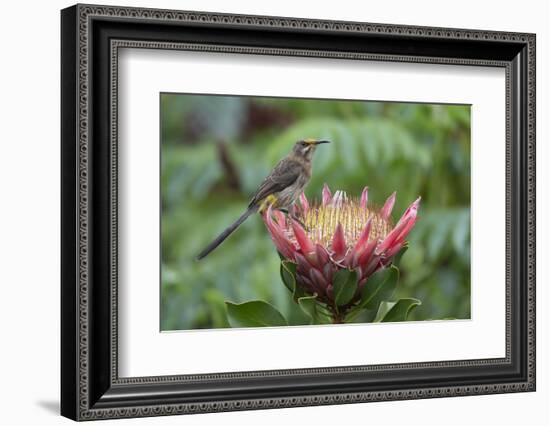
[196,138,330,260]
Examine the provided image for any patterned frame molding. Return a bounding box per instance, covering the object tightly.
[61,3,536,421]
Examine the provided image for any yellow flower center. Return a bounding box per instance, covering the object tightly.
[301,198,393,247]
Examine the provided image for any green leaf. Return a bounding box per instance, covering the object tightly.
[280,260,307,302]
[360,265,399,310]
[391,245,408,269]
[373,301,396,322]
[225,300,288,328]
[280,261,297,293]
[292,286,307,302]
[297,295,331,325]
[344,307,377,324]
[333,269,358,306]
[379,298,422,323]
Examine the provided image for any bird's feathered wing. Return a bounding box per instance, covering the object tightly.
[249,158,302,207]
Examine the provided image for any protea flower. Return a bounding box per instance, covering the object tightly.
[262,184,420,323]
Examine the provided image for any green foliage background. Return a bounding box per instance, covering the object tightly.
[160,94,471,330]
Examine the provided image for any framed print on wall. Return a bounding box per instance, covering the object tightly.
[60,3,536,421]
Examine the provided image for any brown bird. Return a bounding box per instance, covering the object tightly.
[196,138,330,260]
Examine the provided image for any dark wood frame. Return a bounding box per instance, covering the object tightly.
[61,3,536,421]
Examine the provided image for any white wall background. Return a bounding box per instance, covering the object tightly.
[0,0,546,424]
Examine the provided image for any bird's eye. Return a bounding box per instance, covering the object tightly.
[300,141,307,146]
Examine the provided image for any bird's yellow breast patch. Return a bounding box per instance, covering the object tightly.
[258,194,278,213]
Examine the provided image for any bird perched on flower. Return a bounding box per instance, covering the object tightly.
[196,138,330,260]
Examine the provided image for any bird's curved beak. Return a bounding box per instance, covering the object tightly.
[312,140,330,145]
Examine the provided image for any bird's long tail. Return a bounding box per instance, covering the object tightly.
[195,205,258,260]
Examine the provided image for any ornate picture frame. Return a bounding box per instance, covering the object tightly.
[61,4,535,421]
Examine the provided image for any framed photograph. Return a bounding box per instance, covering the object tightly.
[61,4,536,421]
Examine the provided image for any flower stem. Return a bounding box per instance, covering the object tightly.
[331,309,346,324]
[332,316,344,324]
